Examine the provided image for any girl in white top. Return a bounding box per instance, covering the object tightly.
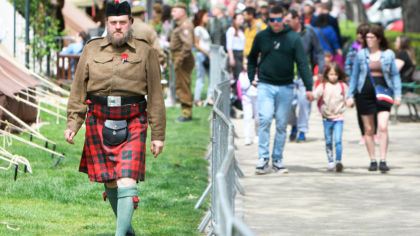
[238,61,259,145]
[226,13,246,81]
[193,10,211,106]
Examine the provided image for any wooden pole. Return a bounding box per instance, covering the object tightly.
[0,105,47,140]
[0,120,56,145]
[13,96,66,121]
[0,130,64,158]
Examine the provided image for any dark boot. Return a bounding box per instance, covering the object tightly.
[379,160,390,172]
[368,160,378,171]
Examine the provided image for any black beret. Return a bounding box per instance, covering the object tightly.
[106,1,131,17]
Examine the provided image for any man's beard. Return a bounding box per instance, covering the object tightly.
[107,28,133,47]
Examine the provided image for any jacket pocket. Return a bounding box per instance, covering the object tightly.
[120,55,145,81]
[381,58,392,74]
[94,56,113,64]
[89,56,114,87]
[126,56,142,64]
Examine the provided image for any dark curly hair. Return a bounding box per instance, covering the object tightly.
[193,9,207,27]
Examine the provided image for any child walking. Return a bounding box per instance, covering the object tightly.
[313,62,348,172]
[238,61,259,145]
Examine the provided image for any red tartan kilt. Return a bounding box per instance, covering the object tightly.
[79,101,148,183]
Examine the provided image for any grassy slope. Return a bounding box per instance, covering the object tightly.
[0,102,211,235]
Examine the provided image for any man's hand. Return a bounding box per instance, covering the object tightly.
[394,97,402,106]
[306,91,314,101]
[229,58,235,67]
[251,80,258,87]
[346,98,354,108]
[151,140,164,158]
[64,129,76,144]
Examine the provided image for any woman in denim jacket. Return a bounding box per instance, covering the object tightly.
[346,26,401,172]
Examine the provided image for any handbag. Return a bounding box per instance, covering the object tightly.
[102,119,128,146]
[365,53,394,108]
[203,55,210,70]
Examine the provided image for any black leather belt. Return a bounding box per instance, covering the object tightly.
[87,94,145,107]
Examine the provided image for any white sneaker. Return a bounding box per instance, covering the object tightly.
[327,162,335,171]
[244,138,252,146]
[272,159,288,173]
[255,158,270,175]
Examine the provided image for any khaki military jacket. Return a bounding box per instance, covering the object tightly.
[132,18,166,64]
[66,36,166,141]
[169,16,194,65]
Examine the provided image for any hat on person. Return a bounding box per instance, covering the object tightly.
[153,3,162,14]
[320,2,331,10]
[259,1,268,8]
[303,0,314,8]
[106,0,131,17]
[131,0,146,14]
[173,2,187,10]
[236,2,246,13]
[214,3,226,11]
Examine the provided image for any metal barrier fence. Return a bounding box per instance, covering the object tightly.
[195,45,254,236]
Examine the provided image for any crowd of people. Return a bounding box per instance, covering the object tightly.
[94,0,415,174]
[156,0,414,175]
[63,0,416,180]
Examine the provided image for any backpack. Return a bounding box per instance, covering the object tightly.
[317,82,345,113]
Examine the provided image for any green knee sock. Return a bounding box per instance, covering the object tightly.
[104,185,118,216]
[116,186,138,236]
[104,185,135,235]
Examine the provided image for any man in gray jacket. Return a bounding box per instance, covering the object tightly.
[284,9,325,142]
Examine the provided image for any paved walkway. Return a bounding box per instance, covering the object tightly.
[233,104,420,235]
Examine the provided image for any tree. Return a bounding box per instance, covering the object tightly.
[12,0,63,74]
[345,0,369,25]
[401,0,420,33]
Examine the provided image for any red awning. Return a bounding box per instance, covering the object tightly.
[62,0,98,35]
[0,56,40,97]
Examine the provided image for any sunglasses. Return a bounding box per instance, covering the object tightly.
[269,17,282,23]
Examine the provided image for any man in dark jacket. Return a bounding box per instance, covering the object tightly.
[284,9,325,142]
[248,5,313,175]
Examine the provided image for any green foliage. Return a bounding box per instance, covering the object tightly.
[0,104,211,235]
[10,0,63,71]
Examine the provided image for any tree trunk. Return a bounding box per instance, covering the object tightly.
[345,0,369,24]
[401,0,420,33]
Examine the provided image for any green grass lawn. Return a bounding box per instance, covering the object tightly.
[0,102,211,235]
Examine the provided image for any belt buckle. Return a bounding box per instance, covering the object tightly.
[107,96,121,107]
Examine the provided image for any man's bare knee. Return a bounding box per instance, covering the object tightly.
[117,178,136,187]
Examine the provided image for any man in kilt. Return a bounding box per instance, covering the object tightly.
[64,1,165,235]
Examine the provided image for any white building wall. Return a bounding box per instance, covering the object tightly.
[0,0,34,67]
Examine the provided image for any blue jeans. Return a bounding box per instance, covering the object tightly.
[258,82,294,161]
[289,78,312,133]
[322,119,343,162]
[193,52,209,101]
